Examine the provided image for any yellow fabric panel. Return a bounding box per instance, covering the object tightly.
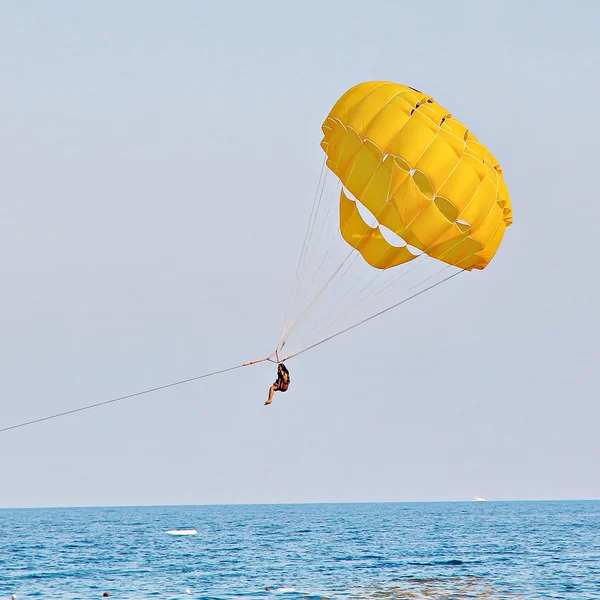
[389,157,411,196]
[339,190,417,269]
[326,120,363,176]
[363,97,412,149]
[497,177,513,225]
[497,174,509,201]
[385,89,423,112]
[340,188,373,239]
[327,81,386,123]
[417,100,450,125]
[361,157,393,218]
[427,222,466,248]
[347,83,408,132]
[474,220,506,264]
[395,89,423,105]
[385,159,419,243]
[455,253,488,271]
[415,128,464,191]
[434,196,458,222]
[464,138,488,162]
[344,139,382,200]
[459,175,498,227]
[470,202,503,245]
[334,129,364,182]
[320,123,332,153]
[429,234,483,265]
[360,231,418,270]
[410,198,456,248]
[437,153,487,213]
[411,169,435,199]
[385,110,439,166]
[377,201,405,234]
[321,118,348,167]
[322,81,512,271]
[442,117,469,141]
[390,173,431,231]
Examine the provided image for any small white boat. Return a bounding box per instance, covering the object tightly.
[473,496,486,502]
[167,528,198,536]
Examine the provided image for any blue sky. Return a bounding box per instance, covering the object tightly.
[0,0,598,507]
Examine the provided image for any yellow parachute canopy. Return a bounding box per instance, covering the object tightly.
[321,81,513,271]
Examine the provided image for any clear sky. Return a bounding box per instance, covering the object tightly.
[1,0,598,508]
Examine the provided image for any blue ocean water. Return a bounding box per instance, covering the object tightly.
[1,501,599,599]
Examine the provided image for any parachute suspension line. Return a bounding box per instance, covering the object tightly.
[279,183,394,349]
[280,126,380,351]
[290,255,429,355]
[280,201,389,348]
[279,179,351,351]
[283,269,465,361]
[290,271,384,355]
[278,157,327,349]
[280,243,359,346]
[287,176,338,324]
[307,186,346,287]
[280,125,390,352]
[288,227,472,357]
[292,263,453,356]
[278,161,331,350]
[312,225,344,285]
[374,255,429,298]
[406,263,453,292]
[289,249,381,350]
[307,183,340,269]
[280,218,386,350]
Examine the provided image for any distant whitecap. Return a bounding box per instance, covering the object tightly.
[166,528,198,536]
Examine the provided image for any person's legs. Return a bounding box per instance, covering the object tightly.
[265,383,278,405]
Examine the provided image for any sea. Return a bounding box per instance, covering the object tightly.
[1,501,599,599]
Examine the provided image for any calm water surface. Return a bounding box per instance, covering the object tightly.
[1,501,599,599]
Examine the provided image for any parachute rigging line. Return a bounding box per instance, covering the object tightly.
[279,158,327,346]
[283,269,464,361]
[289,255,433,355]
[0,363,248,435]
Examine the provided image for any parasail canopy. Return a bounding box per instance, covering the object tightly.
[320,81,512,272]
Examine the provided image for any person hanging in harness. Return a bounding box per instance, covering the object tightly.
[265,362,290,406]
